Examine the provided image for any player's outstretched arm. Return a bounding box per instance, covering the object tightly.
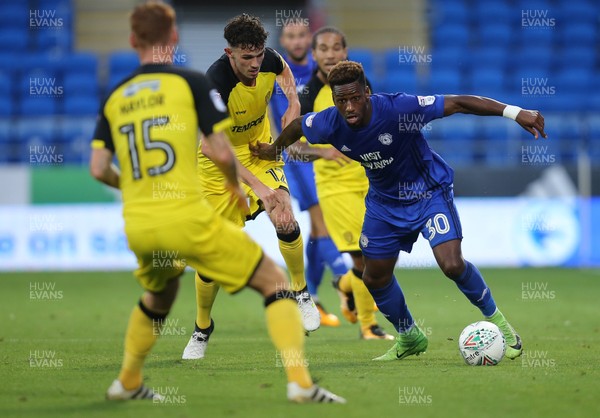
[443,95,547,139]
[90,148,120,189]
[250,116,304,160]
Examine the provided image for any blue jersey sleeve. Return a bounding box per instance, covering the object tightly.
[397,94,445,126]
[301,111,332,145]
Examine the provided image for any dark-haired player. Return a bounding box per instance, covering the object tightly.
[92,1,344,403]
[182,13,320,361]
[253,60,547,361]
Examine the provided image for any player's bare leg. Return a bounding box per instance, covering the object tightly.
[107,275,181,400]
[269,188,320,332]
[247,255,345,403]
[432,239,522,359]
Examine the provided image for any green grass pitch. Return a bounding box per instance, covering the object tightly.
[1,268,599,418]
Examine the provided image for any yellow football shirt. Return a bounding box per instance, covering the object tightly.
[91,64,231,228]
[198,48,285,193]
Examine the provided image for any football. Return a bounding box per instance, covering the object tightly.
[458,321,506,366]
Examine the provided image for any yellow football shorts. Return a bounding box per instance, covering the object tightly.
[202,158,288,225]
[319,189,367,253]
[125,204,263,294]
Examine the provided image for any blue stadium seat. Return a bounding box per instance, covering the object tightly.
[384,47,423,73]
[0,30,29,52]
[559,23,597,46]
[19,53,64,77]
[109,51,140,77]
[429,47,468,71]
[469,47,510,69]
[555,46,596,71]
[554,67,593,93]
[468,67,506,95]
[17,97,59,116]
[474,2,512,23]
[348,49,375,77]
[34,28,73,52]
[63,73,99,97]
[432,24,470,48]
[15,117,56,147]
[108,72,132,91]
[510,46,553,73]
[383,69,418,94]
[478,24,513,47]
[57,116,95,164]
[424,68,463,94]
[0,97,14,117]
[428,0,469,25]
[0,71,12,97]
[61,52,98,76]
[516,27,555,48]
[0,4,30,30]
[0,118,17,163]
[63,96,98,116]
[556,1,599,25]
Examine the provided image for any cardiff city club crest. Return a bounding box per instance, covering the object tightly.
[378,133,393,145]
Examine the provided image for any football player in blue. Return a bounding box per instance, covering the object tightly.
[252,60,547,361]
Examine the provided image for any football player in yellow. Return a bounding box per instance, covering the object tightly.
[285,26,394,340]
[182,14,320,360]
[91,1,343,404]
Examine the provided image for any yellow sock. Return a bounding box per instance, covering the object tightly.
[118,303,161,390]
[349,270,377,328]
[195,272,220,329]
[337,270,354,294]
[278,233,306,292]
[265,298,312,389]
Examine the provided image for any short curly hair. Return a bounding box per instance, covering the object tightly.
[224,14,268,50]
[328,61,366,89]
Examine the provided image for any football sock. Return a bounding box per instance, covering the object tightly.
[452,261,496,317]
[368,275,413,333]
[486,309,517,346]
[118,300,165,390]
[195,272,220,329]
[264,293,312,389]
[349,268,377,328]
[316,236,347,277]
[277,225,306,292]
[336,270,354,294]
[305,237,325,296]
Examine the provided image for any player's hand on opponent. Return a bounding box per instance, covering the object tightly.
[225,182,250,215]
[250,141,278,161]
[252,181,280,214]
[318,147,352,166]
[516,110,547,139]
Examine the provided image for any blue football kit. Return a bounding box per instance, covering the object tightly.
[301,93,462,259]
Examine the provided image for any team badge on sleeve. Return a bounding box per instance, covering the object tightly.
[417,96,436,107]
[209,89,227,112]
[305,113,315,128]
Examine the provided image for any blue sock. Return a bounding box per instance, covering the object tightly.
[316,237,347,277]
[368,275,413,333]
[453,261,496,317]
[305,238,324,296]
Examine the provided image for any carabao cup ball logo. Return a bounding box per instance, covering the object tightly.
[462,327,498,351]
